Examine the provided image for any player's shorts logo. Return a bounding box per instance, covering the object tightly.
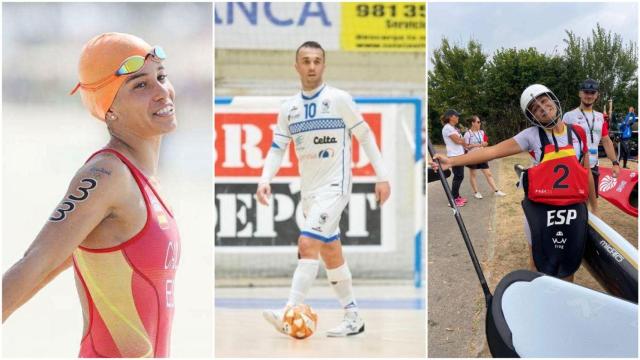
[318,148,335,159]
[314,136,337,144]
[319,213,328,225]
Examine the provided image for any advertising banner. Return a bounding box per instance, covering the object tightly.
[214,2,341,50]
[340,2,426,51]
[215,97,403,251]
[214,2,425,52]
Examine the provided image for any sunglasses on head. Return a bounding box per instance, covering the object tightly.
[581,82,598,91]
[70,46,166,95]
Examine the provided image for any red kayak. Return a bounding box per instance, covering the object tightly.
[598,167,638,217]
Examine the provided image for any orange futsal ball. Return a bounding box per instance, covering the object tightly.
[282,304,318,339]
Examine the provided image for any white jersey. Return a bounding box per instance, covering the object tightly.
[270,84,386,195]
[513,125,587,165]
[463,129,486,153]
[562,108,607,168]
[442,123,465,156]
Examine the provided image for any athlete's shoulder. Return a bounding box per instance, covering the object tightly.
[83,151,129,174]
[73,152,136,200]
[593,110,605,120]
[517,126,540,138]
[278,95,300,118]
[47,153,132,224]
[280,93,299,109]
[325,85,353,102]
[285,90,301,102]
[512,127,539,152]
[562,108,580,121]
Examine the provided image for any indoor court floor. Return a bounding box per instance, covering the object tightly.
[215,285,426,357]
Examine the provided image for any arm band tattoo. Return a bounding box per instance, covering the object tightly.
[49,178,98,222]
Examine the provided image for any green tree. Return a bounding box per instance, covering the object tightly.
[427,24,638,144]
[483,48,565,141]
[428,38,487,143]
[563,24,638,116]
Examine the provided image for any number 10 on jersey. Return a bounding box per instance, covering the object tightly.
[304,103,316,119]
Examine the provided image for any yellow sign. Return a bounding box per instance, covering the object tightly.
[341,2,426,52]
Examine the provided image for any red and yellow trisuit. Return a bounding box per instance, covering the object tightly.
[72,149,180,358]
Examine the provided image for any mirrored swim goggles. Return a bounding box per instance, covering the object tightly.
[70,46,166,95]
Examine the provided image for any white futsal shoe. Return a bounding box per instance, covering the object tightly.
[495,190,506,196]
[262,308,286,335]
[326,311,365,337]
[474,192,483,199]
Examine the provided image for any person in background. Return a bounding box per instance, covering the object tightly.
[463,115,506,199]
[562,79,620,198]
[441,109,467,207]
[620,106,637,168]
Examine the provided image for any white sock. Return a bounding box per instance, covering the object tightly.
[286,259,320,307]
[326,262,358,313]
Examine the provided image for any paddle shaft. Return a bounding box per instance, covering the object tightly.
[428,141,493,306]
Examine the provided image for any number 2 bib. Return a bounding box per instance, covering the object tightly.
[523,125,589,206]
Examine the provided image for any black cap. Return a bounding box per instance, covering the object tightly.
[580,79,599,91]
[443,109,460,118]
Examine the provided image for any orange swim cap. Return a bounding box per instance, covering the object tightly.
[72,33,152,121]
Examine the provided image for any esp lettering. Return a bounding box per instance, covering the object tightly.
[546,209,577,226]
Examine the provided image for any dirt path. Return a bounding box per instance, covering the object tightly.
[428,148,503,357]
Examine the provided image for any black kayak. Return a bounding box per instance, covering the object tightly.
[515,163,638,303]
[583,212,638,302]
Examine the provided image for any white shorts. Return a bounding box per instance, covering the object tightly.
[300,191,350,243]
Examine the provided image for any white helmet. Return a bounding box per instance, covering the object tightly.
[520,84,562,129]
